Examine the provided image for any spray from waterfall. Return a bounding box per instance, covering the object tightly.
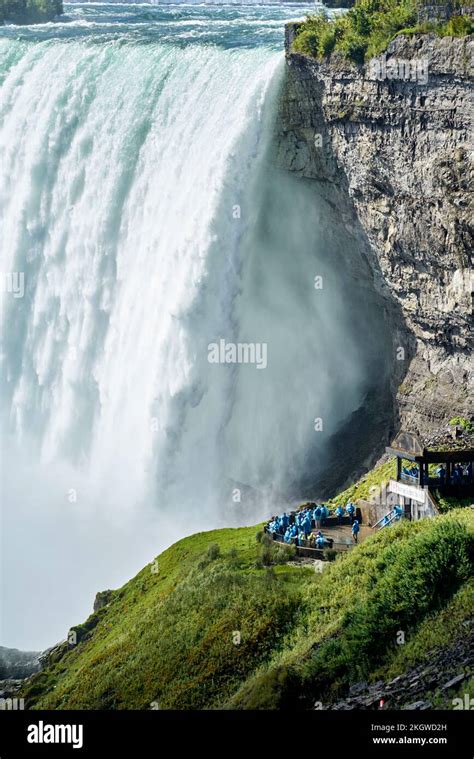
[0,26,391,649]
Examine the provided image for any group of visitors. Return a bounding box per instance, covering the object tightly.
[404,462,472,487]
[266,500,361,549]
[437,462,472,486]
[402,465,419,481]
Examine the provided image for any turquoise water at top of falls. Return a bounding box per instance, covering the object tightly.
[0,2,320,47]
[0,4,391,650]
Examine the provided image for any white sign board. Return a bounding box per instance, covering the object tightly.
[388,479,426,504]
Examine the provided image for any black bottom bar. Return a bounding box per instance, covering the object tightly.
[0,709,472,758]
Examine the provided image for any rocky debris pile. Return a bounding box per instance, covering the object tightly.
[324,622,473,710]
[0,679,24,699]
[424,425,474,453]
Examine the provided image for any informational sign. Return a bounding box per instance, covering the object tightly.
[388,479,426,504]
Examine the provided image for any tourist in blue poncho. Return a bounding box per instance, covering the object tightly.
[316,531,325,549]
[313,505,322,529]
[352,519,360,543]
[320,505,329,526]
[303,515,312,538]
[437,465,446,485]
[346,502,356,523]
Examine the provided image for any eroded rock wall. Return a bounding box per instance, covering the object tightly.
[277,31,473,438]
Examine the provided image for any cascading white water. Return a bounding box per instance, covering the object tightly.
[0,6,391,649]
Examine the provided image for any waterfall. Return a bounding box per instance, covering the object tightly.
[0,29,390,648]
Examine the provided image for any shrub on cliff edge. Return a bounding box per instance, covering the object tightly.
[292,0,472,63]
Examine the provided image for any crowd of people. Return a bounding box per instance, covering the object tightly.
[266,501,361,549]
[436,462,472,486]
[403,462,472,486]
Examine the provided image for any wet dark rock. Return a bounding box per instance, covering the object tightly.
[93,589,113,613]
[349,681,368,696]
[321,623,473,710]
[442,673,466,690]
[0,680,23,699]
[39,641,68,667]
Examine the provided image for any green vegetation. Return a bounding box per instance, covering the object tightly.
[230,511,473,708]
[434,492,473,513]
[449,416,474,435]
[0,0,62,25]
[22,507,473,710]
[292,0,473,64]
[325,455,473,514]
[400,12,474,39]
[375,578,474,681]
[256,530,296,567]
[327,458,396,505]
[22,526,311,709]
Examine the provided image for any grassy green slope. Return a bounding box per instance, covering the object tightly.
[229,510,473,708]
[326,458,396,505]
[23,507,473,710]
[24,527,311,709]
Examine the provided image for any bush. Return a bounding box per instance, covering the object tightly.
[320,28,337,57]
[443,15,474,36]
[339,30,368,62]
[274,545,296,564]
[449,416,474,434]
[293,29,320,58]
[206,543,221,561]
[257,537,296,567]
[291,0,472,64]
[197,541,222,570]
[292,13,347,59]
[261,547,274,566]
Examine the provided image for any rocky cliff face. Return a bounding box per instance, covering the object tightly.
[276,30,473,439]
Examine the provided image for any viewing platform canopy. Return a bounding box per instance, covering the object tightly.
[386,430,474,490]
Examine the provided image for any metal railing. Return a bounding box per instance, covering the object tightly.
[373,508,404,530]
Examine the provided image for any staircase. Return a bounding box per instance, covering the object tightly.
[373,508,403,531]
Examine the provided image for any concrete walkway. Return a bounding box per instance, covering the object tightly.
[316,523,372,548]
